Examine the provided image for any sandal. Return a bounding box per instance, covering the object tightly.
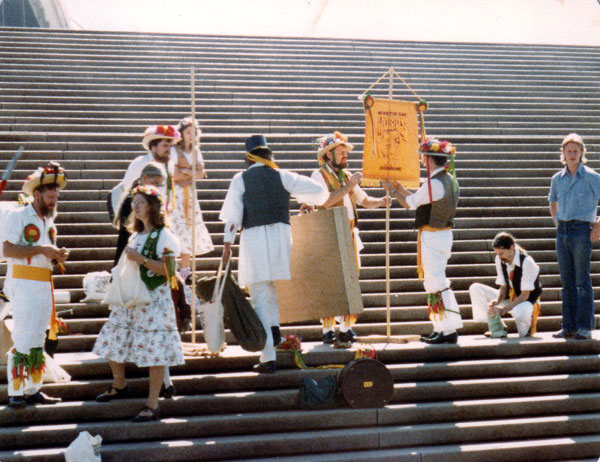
[132,405,160,422]
[95,385,130,402]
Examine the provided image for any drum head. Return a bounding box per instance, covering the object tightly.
[339,358,394,408]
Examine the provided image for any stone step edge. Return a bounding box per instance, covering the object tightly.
[1,426,599,462]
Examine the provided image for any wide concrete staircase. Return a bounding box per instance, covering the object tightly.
[0,27,599,461]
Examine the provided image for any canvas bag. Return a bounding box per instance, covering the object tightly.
[198,260,228,353]
[196,266,266,352]
[102,252,151,308]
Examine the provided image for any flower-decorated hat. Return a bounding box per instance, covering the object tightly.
[23,162,67,196]
[142,125,181,151]
[317,130,354,163]
[419,138,456,157]
[131,184,163,203]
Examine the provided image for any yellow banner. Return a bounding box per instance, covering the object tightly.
[363,98,420,188]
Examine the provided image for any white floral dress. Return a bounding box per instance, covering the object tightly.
[93,228,185,367]
[170,146,214,256]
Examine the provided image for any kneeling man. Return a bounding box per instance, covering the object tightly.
[469,232,542,338]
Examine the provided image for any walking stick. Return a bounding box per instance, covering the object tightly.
[190,67,198,344]
[0,145,24,199]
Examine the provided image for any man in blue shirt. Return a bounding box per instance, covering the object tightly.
[549,133,600,340]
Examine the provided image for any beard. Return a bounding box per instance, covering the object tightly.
[39,201,57,219]
[331,157,347,170]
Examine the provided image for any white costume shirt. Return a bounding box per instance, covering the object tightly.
[310,166,368,255]
[495,247,539,292]
[219,164,328,286]
[4,204,55,278]
[405,167,446,210]
[122,152,176,200]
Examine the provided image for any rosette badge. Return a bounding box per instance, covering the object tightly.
[363,94,375,111]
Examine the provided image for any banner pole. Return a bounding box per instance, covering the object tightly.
[385,67,393,340]
[190,67,198,345]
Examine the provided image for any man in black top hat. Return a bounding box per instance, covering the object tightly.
[219,135,328,373]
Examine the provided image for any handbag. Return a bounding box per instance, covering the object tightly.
[196,265,266,352]
[102,252,151,308]
[198,260,227,353]
[298,375,340,409]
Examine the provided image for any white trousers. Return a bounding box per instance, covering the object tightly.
[421,230,463,333]
[5,279,53,396]
[469,282,532,337]
[248,281,279,363]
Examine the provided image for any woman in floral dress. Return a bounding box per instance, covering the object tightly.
[170,117,214,279]
[93,185,184,422]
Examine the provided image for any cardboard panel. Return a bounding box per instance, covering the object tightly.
[276,207,364,324]
[0,319,13,365]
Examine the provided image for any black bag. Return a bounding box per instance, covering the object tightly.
[298,375,340,409]
[196,268,267,352]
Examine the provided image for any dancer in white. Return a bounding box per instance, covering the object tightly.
[386,138,462,344]
[4,163,69,407]
[220,135,328,373]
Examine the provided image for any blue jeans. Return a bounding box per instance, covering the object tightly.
[556,221,595,333]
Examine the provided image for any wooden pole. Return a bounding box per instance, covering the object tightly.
[385,67,393,340]
[190,67,198,344]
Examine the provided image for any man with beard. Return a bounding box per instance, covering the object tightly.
[3,162,69,407]
[385,138,462,344]
[469,232,542,338]
[119,125,181,216]
[310,131,389,345]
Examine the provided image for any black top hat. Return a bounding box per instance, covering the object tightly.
[245,135,271,154]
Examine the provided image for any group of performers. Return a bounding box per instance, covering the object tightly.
[3,124,598,420]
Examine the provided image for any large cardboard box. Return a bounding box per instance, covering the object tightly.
[276,207,364,324]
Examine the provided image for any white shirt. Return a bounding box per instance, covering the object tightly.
[219,165,328,285]
[310,165,368,221]
[405,167,446,210]
[3,204,56,276]
[495,247,539,292]
[122,152,176,199]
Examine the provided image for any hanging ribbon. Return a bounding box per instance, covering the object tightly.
[246,153,279,169]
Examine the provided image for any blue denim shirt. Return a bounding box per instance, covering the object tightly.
[549,163,600,223]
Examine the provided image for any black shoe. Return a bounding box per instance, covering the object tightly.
[132,405,160,422]
[423,332,458,344]
[322,331,337,344]
[419,331,439,342]
[8,396,26,408]
[25,392,61,405]
[160,385,176,399]
[552,330,575,339]
[0,289,9,303]
[271,326,281,347]
[574,331,591,340]
[253,361,276,374]
[338,329,357,343]
[96,385,131,402]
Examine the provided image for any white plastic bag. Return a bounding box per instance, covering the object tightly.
[81,271,111,303]
[65,431,102,462]
[199,260,228,353]
[43,352,71,384]
[103,253,151,308]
